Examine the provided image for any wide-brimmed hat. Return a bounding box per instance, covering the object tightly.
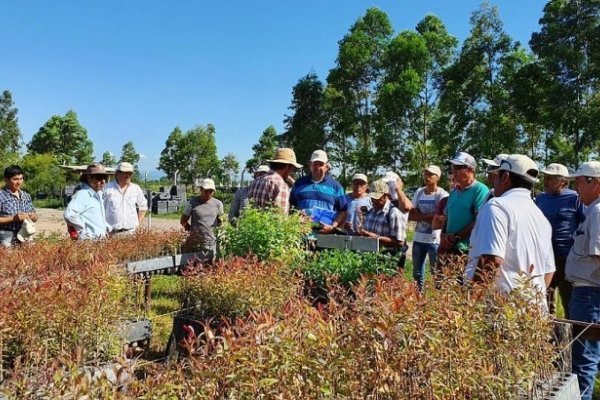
[497,154,539,183]
[541,163,569,178]
[79,163,112,182]
[266,148,302,168]
[116,162,134,173]
[17,218,36,242]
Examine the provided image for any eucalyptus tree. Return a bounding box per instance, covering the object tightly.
[0,90,21,165]
[245,125,279,173]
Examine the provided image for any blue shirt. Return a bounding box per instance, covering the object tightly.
[290,175,347,214]
[0,187,35,232]
[536,188,585,257]
[64,184,111,240]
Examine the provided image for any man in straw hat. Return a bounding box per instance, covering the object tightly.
[248,148,302,215]
[64,163,112,240]
[0,165,37,247]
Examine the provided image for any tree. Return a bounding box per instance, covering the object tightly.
[281,72,327,170]
[245,125,279,173]
[28,110,93,165]
[158,127,187,181]
[528,0,600,167]
[218,153,240,187]
[0,90,22,165]
[101,151,117,167]
[120,141,141,178]
[20,153,65,197]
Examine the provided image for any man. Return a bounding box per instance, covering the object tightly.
[482,154,508,201]
[290,149,346,215]
[320,173,372,234]
[409,165,449,291]
[383,171,413,212]
[536,163,585,317]
[104,162,148,235]
[64,163,112,240]
[180,178,224,257]
[358,179,408,266]
[440,152,489,256]
[228,165,269,224]
[564,161,600,400]
[247,148,302,215]
[467,154,555,306]
[0,165,37,247]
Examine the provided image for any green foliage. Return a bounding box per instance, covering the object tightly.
[0,90,22,163]
[20,153,66,197]
[245,125,279,173]
[27,110,93,165]
[300,249,398,286]
[100,150,117,167]
[120,140,141,178]
[221,207,308,266]
[217,152,240,187]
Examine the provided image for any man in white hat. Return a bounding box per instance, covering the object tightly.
[535,162,585,317]
[409,165,448,291]
[104,162,148,235]
[248,148,302,215]
[564,161,600,399]
[320,173,372,234]
[64,163,112,240]
[290,149,347,217]
[180,178,223,259]
[467,154,555,307]
[482,153,509,201]
[228,165,269,224]
[0,165,37,247]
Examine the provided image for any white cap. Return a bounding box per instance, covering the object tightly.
[497,154,539,183]
[541,163,569,178]
[200,178,216,190]
[570,161,600,179]
[383,171,400,183]
[368,179,391,199]
[424,165,442,177]
[482,154,509,168]
[255,165,270,174]
[447,152,477,169]
[116,162,134,172]
[310,149,328,164]
[17,219,36,242]
[352,173,368,183]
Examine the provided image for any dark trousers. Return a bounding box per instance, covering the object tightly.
[546,255,572,318]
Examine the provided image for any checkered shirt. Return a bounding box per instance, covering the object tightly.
[363,200,406,241]
[247,171,290,214]
[0,188,35,232]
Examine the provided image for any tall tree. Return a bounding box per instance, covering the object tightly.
[218,153,240,187]
[325,7,393,177]
[180,124,220,184]
[0,90,22,164]
[20,153,65,197]
[28,110,93,165]
[101,151,117,167]
[158,127,187,181]
[529,0,600,167]
[281,72,327,169]
[245,125,279,172]
[120,141,141,178]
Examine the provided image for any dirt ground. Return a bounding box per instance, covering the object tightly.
[35,208,182,237]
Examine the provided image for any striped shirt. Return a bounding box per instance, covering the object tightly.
[290,175,347,213]
[0,188,35,232]
[363,200,407,242]
[248,171,290,214]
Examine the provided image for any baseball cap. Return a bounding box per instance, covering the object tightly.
[368,179,391,199]
[482,154,509,168]
[310,150,328,164]
[383,171,400,183]
[447,152,477,169]
[570,161,600,178]
[352,173,368,183]
[541,163,569,178]
[424,165,442,177]
[255,165,270,174]
[200,178,216,191]
[497,154,539,183]
[116,162,134,173]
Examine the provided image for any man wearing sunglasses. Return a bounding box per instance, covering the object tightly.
[564,161,600,400]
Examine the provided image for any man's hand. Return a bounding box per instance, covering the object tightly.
[440,233,457,249]
[319,224,334,234]
[13,212,28,222]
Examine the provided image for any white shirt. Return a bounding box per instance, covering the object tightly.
[566,197,600,286]
[411,187,448,244]
[467,188,556,303]
[104,180,148,231]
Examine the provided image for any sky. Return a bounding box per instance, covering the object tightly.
[2,0,548,179]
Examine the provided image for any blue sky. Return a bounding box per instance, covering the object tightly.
[2,0,547,179]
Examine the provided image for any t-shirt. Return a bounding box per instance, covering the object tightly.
[290,175,347,214]
[446,181,489,252]
[412,187,449,244]
[535,189,585,257]
[467,188,555,305]
[340,194,372,234]
[183,197,224,249]
[565,197,600,286]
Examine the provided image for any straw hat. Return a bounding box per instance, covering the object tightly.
[266,148,302,168]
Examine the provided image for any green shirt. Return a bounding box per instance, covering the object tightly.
[446,181,489,252]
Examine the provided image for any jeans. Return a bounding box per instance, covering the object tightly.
[547,255,572,318]
[0,231,14,248]
[570,286,600,400]
[412,241,439,291]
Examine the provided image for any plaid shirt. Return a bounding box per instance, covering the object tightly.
[0,188,35,232]
[363,200,407,241]
[248,171,290,214]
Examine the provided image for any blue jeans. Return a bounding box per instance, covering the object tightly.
[412,241,438,291]
[0,231,14,247]
[570,286,600,400]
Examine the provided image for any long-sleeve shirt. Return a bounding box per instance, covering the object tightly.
[104,181,148,231]
[64,184,110,240]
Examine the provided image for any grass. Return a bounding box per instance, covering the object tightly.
[147,275,182,354]
[33,197,64,209]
